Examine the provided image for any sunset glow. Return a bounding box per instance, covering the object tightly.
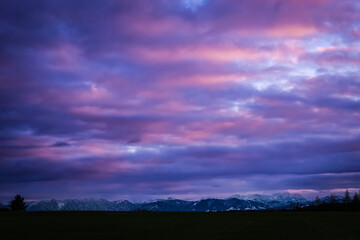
[0,0,360,201]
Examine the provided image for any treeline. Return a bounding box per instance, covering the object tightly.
[299,190,360,211]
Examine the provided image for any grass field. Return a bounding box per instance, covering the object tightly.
[1,211,359,240]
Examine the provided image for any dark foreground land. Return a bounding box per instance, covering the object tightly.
[1,211,360,240]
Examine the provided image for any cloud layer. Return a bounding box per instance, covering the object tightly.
[1,0,360,201]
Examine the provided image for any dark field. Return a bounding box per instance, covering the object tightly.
[1,211,360,240]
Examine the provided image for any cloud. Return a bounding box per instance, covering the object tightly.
[51,142,71,147]
[0,0,359,201]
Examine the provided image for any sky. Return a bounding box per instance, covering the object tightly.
[0,0,360,202]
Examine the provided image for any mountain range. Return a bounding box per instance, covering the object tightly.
[3,193,314,211]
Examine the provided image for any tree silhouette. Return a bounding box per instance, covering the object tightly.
[329,194,337,204]
[302,190,360,211]
[343,189,351,204]
[353,192,359,203]
[352,192,360,211]
[10,194,26,211]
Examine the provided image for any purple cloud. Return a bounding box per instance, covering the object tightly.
[0,0,360,201]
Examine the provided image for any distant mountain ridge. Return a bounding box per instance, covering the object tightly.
[0,203,10,209]
[229,192,309,208]
[24,193,312,211]
[27,199,134,211]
